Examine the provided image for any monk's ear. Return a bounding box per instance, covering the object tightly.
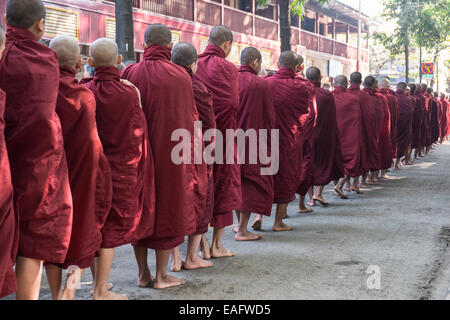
[75,59,82,73]
[88,57,94,67]
[117,55,123,65]
[168,42,174,50]
[142,42,147,50]
[277,62,280,69]
[36,18,45,34]
[4,15,8,27]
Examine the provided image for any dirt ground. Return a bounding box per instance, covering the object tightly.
[4,143,450,300]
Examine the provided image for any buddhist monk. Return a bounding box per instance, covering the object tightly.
[440,93,449,143]
[0,0,73,300]
[0,26,17,299]
[233,46,276,240]
[83,38,155,298]
[376,78,393,178]
[44,35,112,300]
[395,82,415,166]
[305,67,344,207]
[194,25,241,256]
[348,72,377,189]
[169,42,214,269]
[264,51,311,231]
[379,78,398,170]
[421,84,431,155]
[122,24,207,288]
[429,90,441,145]
[410,84,423,160]
[332,75,363,198]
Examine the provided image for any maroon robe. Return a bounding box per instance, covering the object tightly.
[375,92,392,170]
[412,91,425,149]
[332,86,363,177]
[50,67,112,269]
[265,68,311,203]
[348,84,378,172]
[430,97,440,143]
[0,89,17,298]
[122,45,206,250]
[395,89,414,159]
[310,81,344,186]
[379,88,399,159]
[441,98,449,138]
[190,70,216,235]
[194,44,241,228]
[0,26,72,263]
[422,91,432,148]
[237,65,275,216]
[83,66,155,249]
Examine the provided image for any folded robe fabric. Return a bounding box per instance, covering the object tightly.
[195,44,241,223]
[395,89,415,159]
[332,86,363,178]
[0,88,17,298]
[0,26,72,263]
[123,45,206,249]
[412,91,425,149]
[51,66,112,269]
[265,68,310,203]
[83,66,155,248]
[375,91,393,170]
[237,65,275,216]
[310,81,344,186]
[379,88,399,159]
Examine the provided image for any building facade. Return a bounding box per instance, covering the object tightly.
[0,0,370,79]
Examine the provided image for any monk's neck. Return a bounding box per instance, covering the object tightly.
[93,66,120,81]
[202,44,226,58]
[7,25,39,42]
[348,83,361,90]
[238,65,257,75]
[59,66,76,78]
[311,80,321,88]
[143,44,171,61]
[276,67,296,79]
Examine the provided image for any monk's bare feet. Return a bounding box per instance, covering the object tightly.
[210,245,235,258]
[306,199,316,207]
[359,182,369,188]
[91,282,114,296]
[200,235,211,260]
[345,186,352,192]
[183,257,213,270]
[351,186,363,194]
[170,253,182,272]
[137,267,154,288]
[272,221,293,232]
[232,224,239,233]
[235,230,262,241]
[334,187,348,199]
[251,218,262,231]
[154,274,185,289]
[298,206,313,214]
[93,290,128,300]
[313,196,329,206]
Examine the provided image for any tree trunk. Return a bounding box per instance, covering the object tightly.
[419,46,422,83]
[404,42,409,84]
[115,0,135,62]
[434,51,439,93]
[279,0,291,52]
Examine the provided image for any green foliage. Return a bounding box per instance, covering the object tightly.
[255,0,330,19]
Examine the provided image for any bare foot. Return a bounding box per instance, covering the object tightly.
[210,246,235,258]
[313,196,329,206]
[200,236,211,260]
[91,283,114,296]
[232,224,239,233]
[298,206,313,213]
[137,267,154,288]
[306,200,316,207]
[359,182,369,188]
[93,290,128,300]
[170,255,182,273]
[272,222,293,232]
[334,187,348,199]
[251,219,262,231]
[154,274,185,289]
[183,257,213,270]
[235,230,262,241]
[351,186,363,194]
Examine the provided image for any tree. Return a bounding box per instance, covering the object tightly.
[257,0,329,52]
[115,0,135,62]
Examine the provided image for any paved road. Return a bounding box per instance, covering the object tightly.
[5,143,450,300]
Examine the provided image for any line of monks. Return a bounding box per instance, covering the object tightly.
[1,0,449,301]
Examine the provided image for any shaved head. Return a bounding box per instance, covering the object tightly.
[426,88,432,94]
[240,46,261,66]
[379,78,390,89]
[334,75,348,88]
[90,38,118,67]
[397,82,407,90]
[6,0,46,29]
[0,27,5,47]
[296,54,304,67]
[421,83,427,91]
[306,66,321,81]
[144,23,172,46]
[172,42,198,67]
[279,51,298,70]
[208,25,233,46]
[363,76,376,88]
[49,35,80,68]
[350,72,362,84]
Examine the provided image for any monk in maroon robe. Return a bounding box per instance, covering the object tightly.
[0,27,17,299]
[305,67,344,207]
[421,84,432,154]
[44,35,112,300]
[440,94,449,142]
[375,80,393,178]
[0,0,73,300]
[265,51,311,230]
[83,38,155,298]
[122,24,207,288]
[429,90,441,144]
[194,25,241,257]
[395,83,415,163]
[169,42,214,270]
[379,78,398,169]
[233,47,275,239]
[411,84,424,159]
[348,72,378,188]
[332,75,363,197]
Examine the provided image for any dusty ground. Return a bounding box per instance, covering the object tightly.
[4,143,450,300]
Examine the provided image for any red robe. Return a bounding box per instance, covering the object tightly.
[265,68,311,203]
[395,90,415,159]
[412,91,425,149]
[0,26,72,263]
[310,81,344,186]
[375,91,392,170]
[422,91,432,147]
[379,88,399,159]
[348,84,378,172]
[123,45,206,250]
[332,86,363,177]
[189,68,216,235]
[237,65,275,216]
[431,97,441,143]
[441,98,449,138]
[51,67,112,269]
[0,89,17,298]
[194,44,241,228]
[83,66,155,249]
